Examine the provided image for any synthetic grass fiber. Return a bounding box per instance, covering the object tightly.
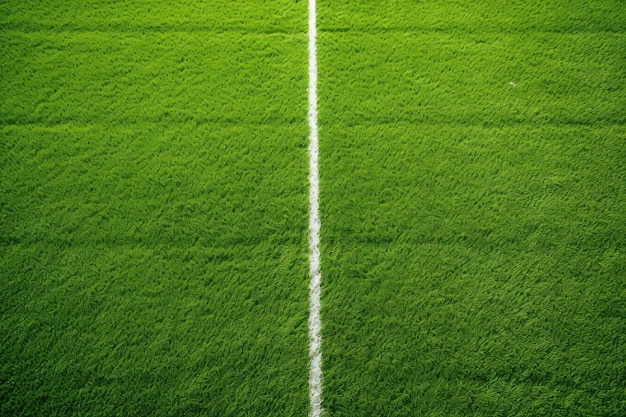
[1,1,310,416]
[318,1,625,416]
[1,0,625,416]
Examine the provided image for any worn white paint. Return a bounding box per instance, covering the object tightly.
[307,0,323,416]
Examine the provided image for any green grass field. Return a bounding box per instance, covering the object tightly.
[2,1,625,416]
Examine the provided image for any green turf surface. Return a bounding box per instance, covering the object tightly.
[318,1,626,416]
[1,1,310,415]
[2,0,626,416]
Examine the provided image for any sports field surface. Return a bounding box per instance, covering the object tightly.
[1,1,625,416]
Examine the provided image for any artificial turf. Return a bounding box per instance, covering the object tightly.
[318,1,626,416]
[2,0,625,416]
[1,1,310,416]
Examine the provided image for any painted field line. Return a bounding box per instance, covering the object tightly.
[307,0,323,416]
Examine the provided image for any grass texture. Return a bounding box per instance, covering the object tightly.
[1,1,310,416]
[318,1,626,416]
[2,0,625,416]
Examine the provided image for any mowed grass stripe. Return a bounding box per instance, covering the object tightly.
[0,31,306,127]
[1,1,312,415]
[317,0,626,34]
[318,31,625,127]
[318,1,625,416]
[0,0,305,34]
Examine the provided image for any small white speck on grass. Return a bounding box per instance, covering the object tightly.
[509,81,517,87]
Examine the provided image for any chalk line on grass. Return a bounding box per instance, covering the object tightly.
[307,0,323,416]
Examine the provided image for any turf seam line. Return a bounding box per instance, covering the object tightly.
[307,0,323,416]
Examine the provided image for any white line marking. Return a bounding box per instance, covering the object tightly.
[307,0,323,416]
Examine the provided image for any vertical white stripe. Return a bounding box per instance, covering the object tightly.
[307,0,323,416]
